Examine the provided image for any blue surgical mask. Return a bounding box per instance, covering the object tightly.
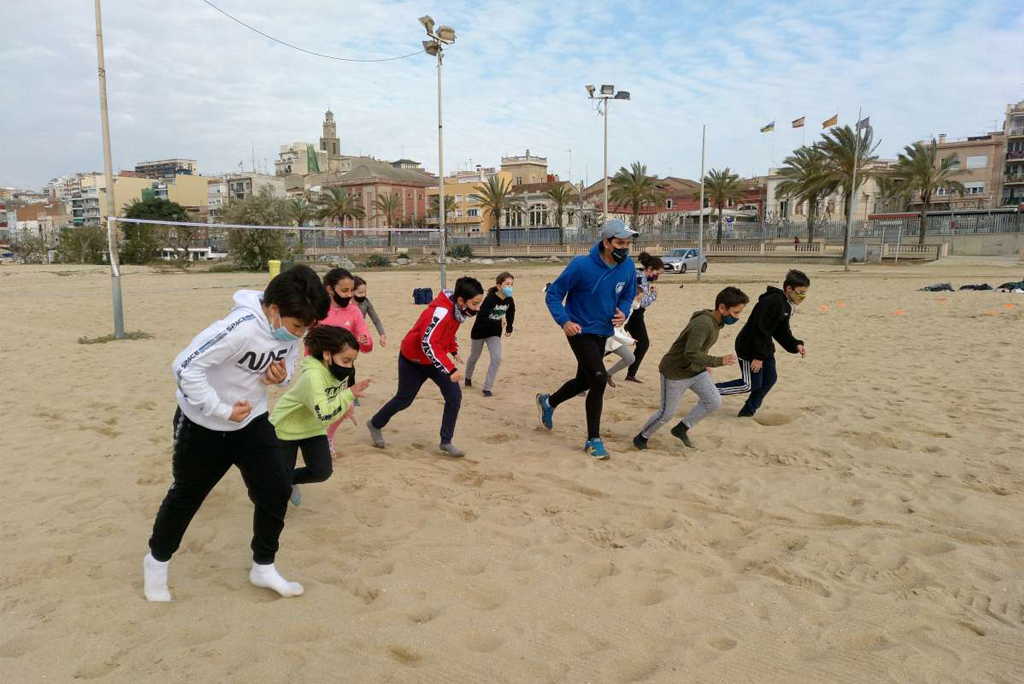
[502,286,513,297]
[722,314,739,325]
[271,312,300,342]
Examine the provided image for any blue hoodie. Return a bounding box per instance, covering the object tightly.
[546,242,638,337]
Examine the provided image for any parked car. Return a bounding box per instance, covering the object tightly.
[662,248,707,274]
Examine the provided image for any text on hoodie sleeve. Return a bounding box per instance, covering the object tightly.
[420,306,456,374]
[174,315,251,421]
[299,369,355,425]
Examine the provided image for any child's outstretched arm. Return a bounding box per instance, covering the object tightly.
[365,299,386,336]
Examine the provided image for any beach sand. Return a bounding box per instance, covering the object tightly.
[1,257,1022,683]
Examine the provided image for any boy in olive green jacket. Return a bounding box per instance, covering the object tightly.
[633,287,749,450]
[270,325,370,506]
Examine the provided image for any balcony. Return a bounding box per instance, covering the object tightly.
[1008,125,1024,138]
[1007,150,1024,161]
[1005,175,1024,185]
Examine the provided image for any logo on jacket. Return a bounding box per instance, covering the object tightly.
[615,282,625,294]
[238,349,287,372]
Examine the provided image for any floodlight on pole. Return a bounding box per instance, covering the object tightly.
[420,17,456,290]
[586,82,630,225]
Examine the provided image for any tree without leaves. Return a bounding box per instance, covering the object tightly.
[373,192,402,248]
[892,140,966,244]
[609,162,663,232]
[55,226,106,264]
[545,183,577,245]
[703,168,746,244]
[775,146,832,244]
[471,176,517,247]
[11,228,45,263]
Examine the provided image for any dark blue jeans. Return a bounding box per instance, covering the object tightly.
[715,355,778,414]
[371,353,462,444]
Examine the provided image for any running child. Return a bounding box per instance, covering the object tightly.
[633,287,749,450]
[465,272,515,397]
[624,252,665,383]
[367,277,484,457]
[354,276,387,347]
[143,265,329,602]
[270,325,371,507]
[320,268,373,353]
[716,269,809,417]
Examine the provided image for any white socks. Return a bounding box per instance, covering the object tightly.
[249,562,304,598]
[144,554,303,600]
[143,553,172,602]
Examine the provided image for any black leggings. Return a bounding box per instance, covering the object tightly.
[549,333,609,439]
[280,435,333,484]
[624,307,650,378]
[148,410,291,565]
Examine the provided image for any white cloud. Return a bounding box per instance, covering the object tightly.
[0,0,1021,190]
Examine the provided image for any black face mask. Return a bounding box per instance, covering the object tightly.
[333,291,351,308]
[611,247,629,263]
[328,360,355,385]
[354,295,367,303]
[461,307,478,318]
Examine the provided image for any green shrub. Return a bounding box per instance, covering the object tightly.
[364,254,391,268]
[447,244,473,259]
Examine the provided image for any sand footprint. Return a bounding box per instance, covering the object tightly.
[406,605,444,624]
[709,636,738,651]
[386,645,426,667]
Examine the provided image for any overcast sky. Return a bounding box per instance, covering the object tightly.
[1,0,1022,190]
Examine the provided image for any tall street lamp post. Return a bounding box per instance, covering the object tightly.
[585,84,630,224]
[420,15,456,289]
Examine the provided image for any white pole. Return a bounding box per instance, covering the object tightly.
[95,0,124,338]
[843,107,862,272]
[603,98,610,224]
[436,49,447,290]
[698,124,706,282]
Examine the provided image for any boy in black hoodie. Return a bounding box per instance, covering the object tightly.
[716,269,809,417]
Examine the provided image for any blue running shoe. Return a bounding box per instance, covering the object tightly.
[584,438,610,460]
[536,394,554,430]
[289,484,301,507]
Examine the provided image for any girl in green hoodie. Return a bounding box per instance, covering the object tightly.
[270,325,371,506]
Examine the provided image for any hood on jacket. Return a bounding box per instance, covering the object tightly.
[298,354,328,374]
[433,288,466,323]
[761,285,786,302]
[690,309,723,328]
[232,290,272,333]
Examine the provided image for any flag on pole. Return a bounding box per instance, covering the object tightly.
[856,116,870,130]
[822,114,838,128]
[760,121,775,133]
[792,116,805,128]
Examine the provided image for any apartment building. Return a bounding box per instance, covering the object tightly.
[1002,99,1024,207]
[134,158,197,179]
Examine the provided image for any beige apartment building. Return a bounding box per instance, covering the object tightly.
[71,173,156,226]
[1002,99,1024,207]
[927,133,1005,210]
[501,151,548,186]
[134,158,198,179]
[425,167,511,236]
[766,160,898,223]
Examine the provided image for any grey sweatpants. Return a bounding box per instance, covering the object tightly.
[639,371,722,438]
[466,337,502,392]
[606,346,636,378]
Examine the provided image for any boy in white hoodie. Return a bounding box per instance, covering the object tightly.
[143,265,329,602]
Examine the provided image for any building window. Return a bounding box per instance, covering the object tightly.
[467,208,479,217]
[455,195,462,203]
[665,199,673,209]
[964,181,985,195]
[529,204,548,226]
[455,209,463,218]
[504,207,523,227]
[966,155,988,169]
[515,177,523,185]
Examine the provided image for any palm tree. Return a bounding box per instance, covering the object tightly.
[429,194,457,246]
[774,146,831,244]
[892,140,966,244]
[816,125,880,250]
[545,183,577,245]
[471,176,517,247]
[873,174,906,214]
[288,197,316,250]
[373,192,402,248]
[317,187,364,248]
[609,162,662,232]
[703,168,746,244]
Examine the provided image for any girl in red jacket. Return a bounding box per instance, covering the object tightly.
[367,277,484,457]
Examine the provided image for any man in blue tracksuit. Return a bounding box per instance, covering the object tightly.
[536,219,638,459]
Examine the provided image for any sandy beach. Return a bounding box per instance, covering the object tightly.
[1,256,1022,683]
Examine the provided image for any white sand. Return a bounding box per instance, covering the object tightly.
[1,258,1022,683]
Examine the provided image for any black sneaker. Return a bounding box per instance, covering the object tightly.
[738,409,755,418]
[465,378,473,388]
[633,434,648,451]
[670,421,696,448]
[482,390,493,397]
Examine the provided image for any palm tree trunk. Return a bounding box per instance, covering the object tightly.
[494,209,502,247]
[716,206,723,244]
[558,204,564,245]
[918,196,929,245]
[807,198,816,245]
